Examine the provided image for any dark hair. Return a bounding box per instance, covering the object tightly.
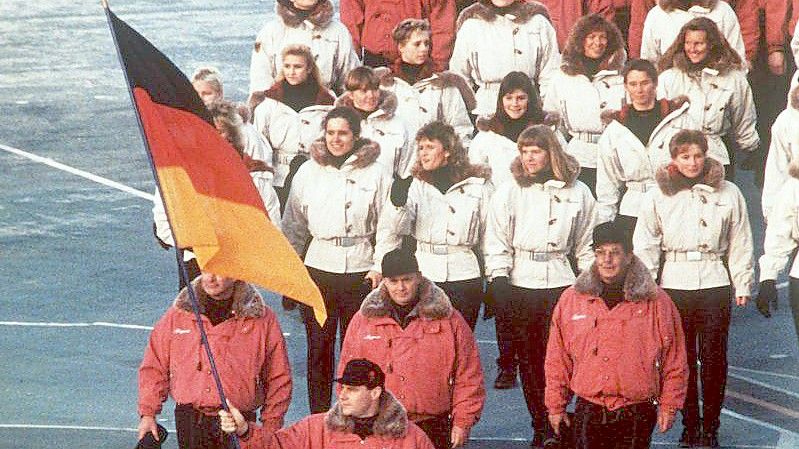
[517,125,575,183]
[494,71,545,124]
[322,106,362,138]
[207,99,245,156]
[392,18,431,45]
[411,121,479,182]
[345,66,380,91]
[561,14,625,76]
[622,59,658,84]
[669,129,708,158]
[658,17,742,74]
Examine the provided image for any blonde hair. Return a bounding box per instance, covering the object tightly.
[517,125,574,183]
[276,44,324,88]
[191,66,223,93]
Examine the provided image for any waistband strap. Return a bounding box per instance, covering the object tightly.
[570,131,602,144]
[275,153,296,165]
[514,249,566,262]
[625,180,655,193]
[317,236,371,247]
[664,251,720,262]
[417,242,472,255]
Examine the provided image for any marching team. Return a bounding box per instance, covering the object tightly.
[141,1,799,449]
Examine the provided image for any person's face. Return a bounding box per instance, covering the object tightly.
[384,272,421,306]
[338,384,380,418]
[291,0,318,10]
[684,30,709,64]
[282,54,310,86]
[192,80,222,106]
[491,0,516,6]
[417,138,450,171]
[502,89,529,120]
[325,118,355,157]
[624,70,656,108]
[519,145,550,176]
[673,144,706,179]
[594,243,632,285]
[200,272,237,301]
[398,30,431,66]
[583,30,608,59]
[351,88,380,112]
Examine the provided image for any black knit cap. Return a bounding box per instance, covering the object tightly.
[335,359,385,389]
[592,221,633,252]
[381,248,419,278]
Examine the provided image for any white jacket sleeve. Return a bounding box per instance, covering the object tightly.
[596,133,623,224]
[730,72,759,153]
[639,11,661,63]
[450,25,476,90]
[252,173,282,231]
[792,24,799,63]
[762,117,792,219]
[535,19,561,103]
[759,185,799,281]
[633,191,663,280]
[331,31,361,93]
[443,86,475,148]
[483,186,514,279]
[152,188,173,246]
[374,179,419,272]
[249,28,274,95]
[370,170,394,270]
[726,185,755,297]
[281,168,310,257]
[573,185,598,273]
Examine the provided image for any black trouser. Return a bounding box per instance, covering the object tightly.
[415,415,452,449]
[174,404,256,449]
[665,286,732,435]
[578,167,597,198]
[437,278,483,330]
[498,285,566,433]
[495,316,518,372]
[274,185,290,214]
[573,397,658,449]
[787,278,799,350]
[300,267,371,413]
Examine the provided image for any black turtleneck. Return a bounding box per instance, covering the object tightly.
[352,415,378,439]
[530,167,555,185]
[200,295,235,326]
[501,117,529,142]
[329,151,352,169]
[281,79,320,112]
[626,105,662,145]
[389,299,419,329]
[429,164,456,194]
[600,280,625,310]
[584,56,602,78]
[491,2,518,15]
[400,62,424,84]
[354,106,373,121]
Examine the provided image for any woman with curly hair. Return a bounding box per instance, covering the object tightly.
[484,125,596,447]
[657,17,758,179]
[543,14,627,196]
[375,121,493,329]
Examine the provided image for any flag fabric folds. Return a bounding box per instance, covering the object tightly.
[107,8,326,324]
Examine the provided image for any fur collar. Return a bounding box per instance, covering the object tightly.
[475,113,559,133]
[335,89,398,120]
[389,58,436,85]
[412,162,492,186]
[325,391,408,438]
[600,97,689,126]
[360,277,453,320]
[510,153,579,187]
[457,0,551,31]
[174,277,265,318]
[573,256,658,302]
[276,0,334,28]
[378,66,478,114]
[264,81,335,106]
[659,0,717,12]
[654,157,724,196]
[310,137,381,169]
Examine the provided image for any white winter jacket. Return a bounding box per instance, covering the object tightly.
[543,69,625,169]
[658,67,759,164]
[253,99,333,187]
[336,90,413,178]
[640,0,746,66]
[282,139,392,274]
[759,170,799,281]
[633,158,754,296]
[484,157,596,289]
[241,123,275,184]
[451,1,560,116]
[249,0,359,95]
[596,100,695,223]
[762,93,799,219]
[375,169,493,282]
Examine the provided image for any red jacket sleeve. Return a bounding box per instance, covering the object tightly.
[628,0,657,59]
[429,0,456,71]
[736,0,762,62]
[655,291,689,410]
[259,309,292,433]
[765,0,790,55]
[340,0,365,53]
[544,290,574,415]
[138,309,175,417]
[449,312,485,431]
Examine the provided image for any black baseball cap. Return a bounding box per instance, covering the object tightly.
[381,248,419,278]
[335,359,385,389]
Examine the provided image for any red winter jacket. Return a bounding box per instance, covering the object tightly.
[340,0,455,71]
[338,277,485,431]
[545,257,688,415]
[239,392,435,449]
[537,0,587,49]
[731,0,789,62]
[138,279,292,433]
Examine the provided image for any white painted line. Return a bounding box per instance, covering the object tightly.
[729,372,799,400]
[0,143,154,201]
[0,321,153,331]
[0,424,143,432]
[730,365,799,381]
[721,407,799,437]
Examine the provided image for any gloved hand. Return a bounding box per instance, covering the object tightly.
[756,280,776,318]
[390,176,413,207]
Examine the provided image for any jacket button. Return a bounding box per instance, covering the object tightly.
[205,388,211,392]
[514,49,522,54]
[400,375,405,381]
[600,101,607,108]
[603,357,609,362]
[549,218,557,225]
[345,201,352,209]
[603,375,609,381]
[700,219,707,227]
[704,105,712,111]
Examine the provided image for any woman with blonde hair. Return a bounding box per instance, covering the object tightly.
[484,124,596,447]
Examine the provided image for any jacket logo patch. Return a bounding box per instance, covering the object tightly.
[364,334,382,340]
[571,314,588,321]
[173,328,191,334]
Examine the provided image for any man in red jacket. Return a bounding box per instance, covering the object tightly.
[137,272,292,449]
[338,249,485,449]
[545,222,688,449]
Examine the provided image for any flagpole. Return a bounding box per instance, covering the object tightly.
[101,1,241,447]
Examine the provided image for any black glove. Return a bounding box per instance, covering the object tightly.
[756,280,776,318]
[281,296,298,311]
[152,223,172,251]
[390,176,413,207]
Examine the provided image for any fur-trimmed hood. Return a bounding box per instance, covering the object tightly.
[573,255,658,302]
[174,276,266,319]
[599,96,689,126]
[475,112,559,133]
[310,137,381,170]
[655,156,724,196]
[659,0,716,12]
[360,277,453,321]
[325,390,408,439]
[378,65,478,115]
[335,89,398,120]
[412,161,492,186]
[457,0,550,31]
[510,153,580,187]
[276,0,334,28]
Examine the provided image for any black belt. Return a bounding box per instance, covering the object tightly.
[575,397,655,425]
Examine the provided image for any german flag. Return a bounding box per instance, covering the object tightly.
[105,5,325,324]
